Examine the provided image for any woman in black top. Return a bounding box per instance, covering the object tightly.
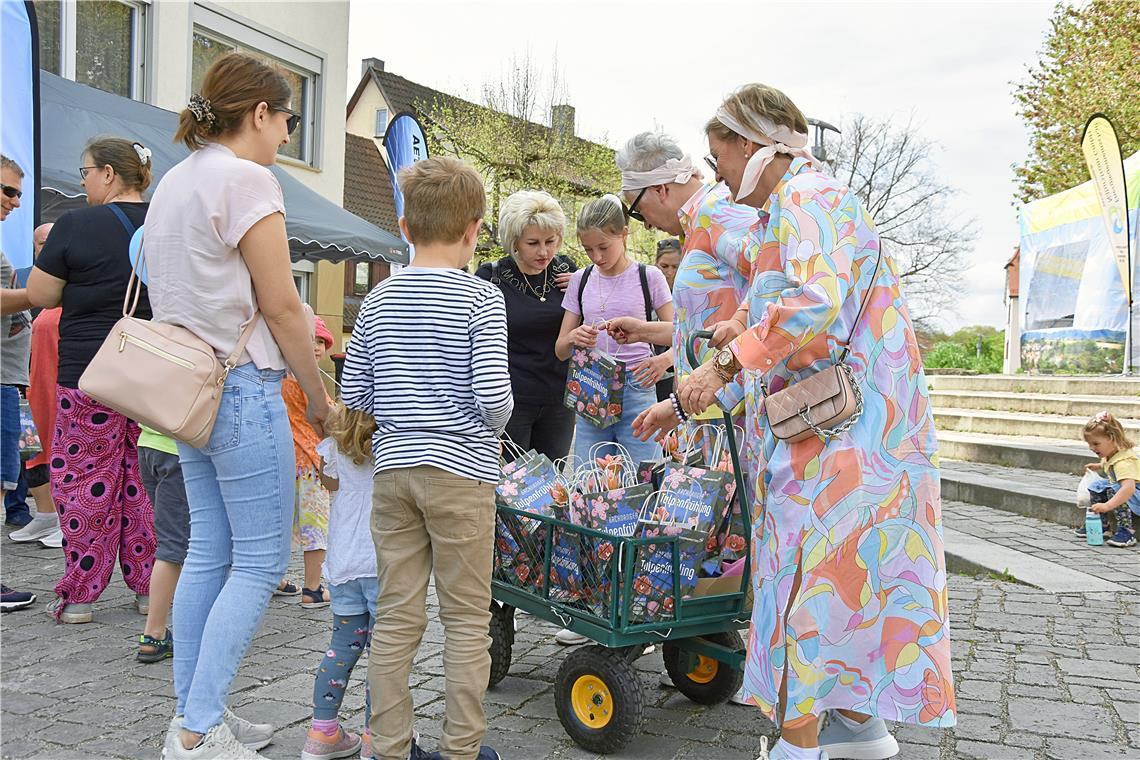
[27,136,156,625]
[476,190,577,462]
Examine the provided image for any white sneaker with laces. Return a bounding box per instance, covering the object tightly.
[162,722,266,759]
[554,628,588,646]
[223,707,275,750]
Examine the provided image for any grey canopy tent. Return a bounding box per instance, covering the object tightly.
[37,71,408,265]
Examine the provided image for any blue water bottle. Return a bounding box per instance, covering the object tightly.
[1085,510,1104,546]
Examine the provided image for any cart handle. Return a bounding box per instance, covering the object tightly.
[682,329,752,599]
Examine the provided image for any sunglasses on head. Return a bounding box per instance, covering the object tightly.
[275,106,302,135]
[623,187,648,224]
[1,185,21,200]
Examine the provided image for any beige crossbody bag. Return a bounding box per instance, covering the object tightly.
[79,238,260,449]
[762,245,884,444]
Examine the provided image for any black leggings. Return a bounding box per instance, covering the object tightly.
[504,402,575,462]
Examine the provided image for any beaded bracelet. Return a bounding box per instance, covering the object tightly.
[669,392,688,423]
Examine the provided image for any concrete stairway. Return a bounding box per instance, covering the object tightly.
[930,374,1140,588]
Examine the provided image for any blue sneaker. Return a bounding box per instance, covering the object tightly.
[1106,528,1137,548]
[818,711,898,759]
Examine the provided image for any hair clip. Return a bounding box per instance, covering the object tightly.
[132,143,152,166]
[187,94,217,127]
[1093,410,1111,423]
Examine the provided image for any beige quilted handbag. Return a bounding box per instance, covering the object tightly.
[762,246,883,443]
[79,239,259,449]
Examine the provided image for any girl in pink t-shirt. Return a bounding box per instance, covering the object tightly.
[555,195,673,465]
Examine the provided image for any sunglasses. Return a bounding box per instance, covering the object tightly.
[275,106,302,135]
[1,184,21,200]
[704,154,718,174]
[624,187,648,224]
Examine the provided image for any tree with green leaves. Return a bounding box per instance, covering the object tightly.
[1012,0,1139,204]
[418,55,658,264]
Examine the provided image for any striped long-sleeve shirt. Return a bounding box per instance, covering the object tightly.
[341,267,514,484]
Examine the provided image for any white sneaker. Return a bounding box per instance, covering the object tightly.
[9,514,59,542]
[659,670,675,688]
[169,711,274,752]
[554,628,589,646]
[223,707,274,750]
[162,722,266,759]
[38,527,63,548]
[729,686,749,705]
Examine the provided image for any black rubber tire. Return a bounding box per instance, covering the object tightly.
[487,602,513,688]
[554,645,645,754]
[661,630,745,706]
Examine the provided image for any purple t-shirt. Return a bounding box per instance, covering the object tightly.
[562,262,672,364]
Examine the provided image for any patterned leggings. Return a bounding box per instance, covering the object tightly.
[51,386,155,610]
[313,611,372,724]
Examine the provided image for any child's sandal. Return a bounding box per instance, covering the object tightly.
[274,579,301,597]
[301,585,331,610]
[137,629,173,663]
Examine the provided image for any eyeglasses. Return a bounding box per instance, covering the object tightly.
[275,106,302,135]
[1,185,21,200]
[704,154,718,174]
[624,187,648,224]
[78,165,101,180]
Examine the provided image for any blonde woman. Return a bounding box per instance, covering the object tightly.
[475,190,577,461]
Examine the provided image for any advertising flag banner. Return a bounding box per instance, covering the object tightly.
[1,1,41,270]
[382,112,430,266]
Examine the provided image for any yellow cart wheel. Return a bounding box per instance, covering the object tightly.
[555,645,644,754]
[662,630,745,706]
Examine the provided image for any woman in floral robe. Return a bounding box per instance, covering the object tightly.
[663,84,956,760]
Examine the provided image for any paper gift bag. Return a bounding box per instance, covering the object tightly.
[629,529,706,623]
[497,451,561,529]
[564,347,627,429]
[18,399,40,460]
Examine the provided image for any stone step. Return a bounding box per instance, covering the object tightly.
[940,460,1081,527]
[927,373,1140,396]
[936,431,1093,474]
[931,389,1140,419]
[941,500,1136,593]
[934,407,1140,440]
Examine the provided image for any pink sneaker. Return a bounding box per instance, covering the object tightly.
[360,729,372,759]
[301,726,362,760]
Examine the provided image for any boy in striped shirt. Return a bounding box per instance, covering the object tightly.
[342,156,512,760]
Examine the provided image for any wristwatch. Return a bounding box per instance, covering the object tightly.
[712,347,741,384]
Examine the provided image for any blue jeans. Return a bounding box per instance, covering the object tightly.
[573,381,661,465]
[1088,476,1140,517]
[0,385,23,494]
[173,364,293,734]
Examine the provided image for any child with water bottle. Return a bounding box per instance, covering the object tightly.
[1076,411,1139,548]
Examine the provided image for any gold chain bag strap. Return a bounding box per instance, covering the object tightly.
[78,235,260,448]
[761,245,884,444]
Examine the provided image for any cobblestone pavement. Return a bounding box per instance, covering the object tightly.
[942,500,1140,592]
[2,522,1138,760]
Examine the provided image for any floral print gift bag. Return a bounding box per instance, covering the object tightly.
[564,347,626,428]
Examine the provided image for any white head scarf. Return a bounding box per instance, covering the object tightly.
[715,106,822,202]
[620,155,699,191]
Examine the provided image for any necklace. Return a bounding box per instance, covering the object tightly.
[596,270,625,313]
[499,259,557,302]
[521,268,552,302]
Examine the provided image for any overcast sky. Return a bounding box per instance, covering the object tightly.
[347,0,1059,331]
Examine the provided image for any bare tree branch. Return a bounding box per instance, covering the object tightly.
[826,113,976,327]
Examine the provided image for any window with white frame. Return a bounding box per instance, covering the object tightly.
[293,259,314,303]
[374,108,388,138]
[190,5,324,167]
[34,0,149,100]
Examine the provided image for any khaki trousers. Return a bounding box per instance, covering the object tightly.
[367,465,495,760]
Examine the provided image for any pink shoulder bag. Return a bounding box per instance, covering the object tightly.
[79,238,260,448]
[762,246,884,444]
